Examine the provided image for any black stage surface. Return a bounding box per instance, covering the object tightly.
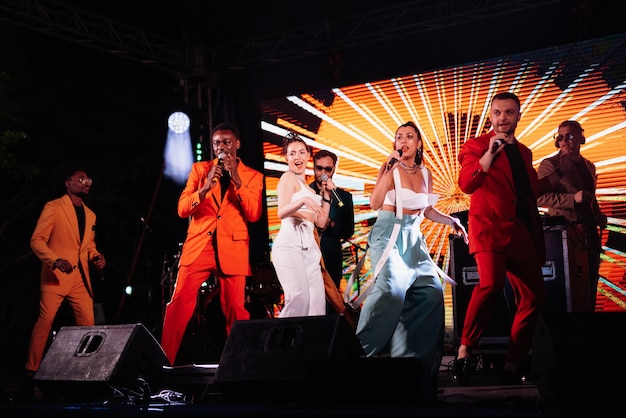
[2,357,620,418]
[2,313,624,418]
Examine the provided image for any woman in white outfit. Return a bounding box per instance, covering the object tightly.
[272,131,334,317]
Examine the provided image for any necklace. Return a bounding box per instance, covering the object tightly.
[398,160,417,174]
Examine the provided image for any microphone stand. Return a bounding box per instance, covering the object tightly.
[159,244,181,321]
[115,164,163,322]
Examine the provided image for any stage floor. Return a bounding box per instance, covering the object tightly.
[2,355,620,418]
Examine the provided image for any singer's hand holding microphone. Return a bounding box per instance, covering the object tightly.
[211,152,228,183]
[490,135,507,155]
[387,149,403,171]
[320,174,344,207]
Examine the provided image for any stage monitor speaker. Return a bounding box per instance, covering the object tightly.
[531,312,626,414]
[214,314,364,402]
[34,323,169,400]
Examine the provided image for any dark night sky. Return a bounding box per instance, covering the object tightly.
[0,0,623,372]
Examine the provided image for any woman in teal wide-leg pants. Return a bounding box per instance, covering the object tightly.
[356,210,445,376]
[356,121,467,388]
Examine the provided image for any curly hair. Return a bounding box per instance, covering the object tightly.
[281,130,311,155]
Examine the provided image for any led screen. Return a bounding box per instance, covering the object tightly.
[260,33,626,325]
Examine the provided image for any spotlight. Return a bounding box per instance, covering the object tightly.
[168,112,190,134]
[164,111,194,185]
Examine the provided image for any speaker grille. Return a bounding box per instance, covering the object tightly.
[34,324,168,400]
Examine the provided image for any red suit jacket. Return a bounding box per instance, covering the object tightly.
[30,194,100,297]
[177,158,264,275]
[458,131,546,262]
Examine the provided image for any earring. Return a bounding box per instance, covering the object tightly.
[417,148,423,159]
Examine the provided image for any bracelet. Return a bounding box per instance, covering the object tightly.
[52,258,61,268]
[322,197,331,204]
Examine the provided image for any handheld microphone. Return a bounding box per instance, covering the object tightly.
[387,149,403,171]
[320,174,344,207]
[491,139,503,154]
[212,152,228,183]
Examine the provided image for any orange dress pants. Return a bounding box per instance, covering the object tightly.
[161,239,249,365]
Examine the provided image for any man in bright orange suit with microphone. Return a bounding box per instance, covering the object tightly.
[161,122,264,366]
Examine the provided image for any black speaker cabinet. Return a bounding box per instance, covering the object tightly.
[34,323,169,400]
[214,314,364,402]
[532,312,626,414]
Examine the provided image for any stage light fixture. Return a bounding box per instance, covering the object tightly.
[164,111,194,185]
[168,111,190,133]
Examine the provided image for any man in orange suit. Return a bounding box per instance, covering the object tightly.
[161,122,264,365]
[26,168,106,375]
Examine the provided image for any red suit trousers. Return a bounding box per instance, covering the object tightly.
[461,219,546,367]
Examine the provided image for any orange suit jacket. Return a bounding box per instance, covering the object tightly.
[177,158,264,276]
[458,131,546,262]
[30,194,100,297]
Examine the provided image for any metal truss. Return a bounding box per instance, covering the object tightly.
[0,0,567,78]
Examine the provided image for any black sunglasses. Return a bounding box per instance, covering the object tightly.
[554,133,576,142]
[314,165,334,173]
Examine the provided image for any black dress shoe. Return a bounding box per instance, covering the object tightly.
[451,357,471,386]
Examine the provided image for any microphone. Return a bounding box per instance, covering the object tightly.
[212,152,228,183]
[386,149,403,171]
[491,139,503,154]
[320,174,344,207]
[218,152,227,165]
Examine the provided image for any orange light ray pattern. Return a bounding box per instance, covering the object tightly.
[261,33,626,320]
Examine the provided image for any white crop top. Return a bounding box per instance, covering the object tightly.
[383,189,439,210]
[291,179,321,212]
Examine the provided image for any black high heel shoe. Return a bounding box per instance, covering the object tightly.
[451,357,471,386]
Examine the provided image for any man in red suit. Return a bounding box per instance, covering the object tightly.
[453,92,550,385]
[161,122,264,366]
[26,168,106,375]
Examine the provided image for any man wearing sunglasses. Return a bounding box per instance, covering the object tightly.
[310,150,355,295]
[25,168,105,379]
[538,120,607,311]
